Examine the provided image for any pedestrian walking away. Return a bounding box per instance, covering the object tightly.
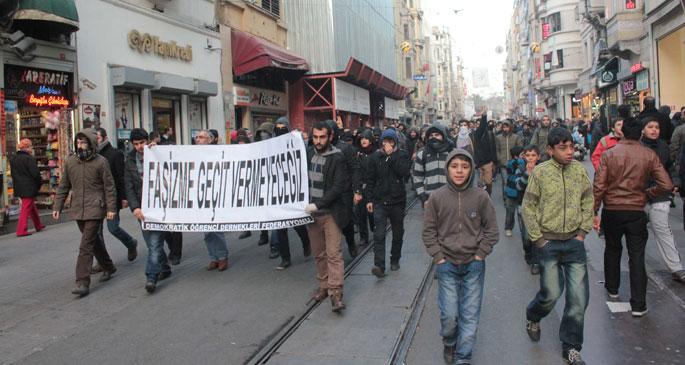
[305,121,350,313]
[422,148,499,365]
[10,138,45,237]
[365,129,412,277]
[593,116,674,315]
[52,128,118,297]
[522,127,594,365]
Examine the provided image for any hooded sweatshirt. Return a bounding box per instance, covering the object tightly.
[422,149,499,264]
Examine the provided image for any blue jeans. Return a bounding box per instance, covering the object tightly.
[437,260,486,364]
[106,211,136,249]
[204,232,228,260]
[527,239,589,352]
[142,230,170,282]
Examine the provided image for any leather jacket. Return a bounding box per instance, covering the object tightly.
[593,140,673,213]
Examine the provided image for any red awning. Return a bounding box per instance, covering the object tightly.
[231,29,309,77]
[336,58,408,100]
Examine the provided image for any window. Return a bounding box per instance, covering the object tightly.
[547,12,561,33]
[544,52,552,71]
[405,57,412,79]
[404,24,410,40]
[556,49,564,68]
[261,0,280,17]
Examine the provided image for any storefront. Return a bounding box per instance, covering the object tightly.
[656,25,684,111]
[76,0,222,146]
[233,84,287,131]
[595,57,620,124]
[1,1,79,219]
[621,65,651,117]
[3,65,75,214]
[289,58,407,131]
[230,29,309,134]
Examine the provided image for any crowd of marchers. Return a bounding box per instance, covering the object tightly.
[7,96,685,365]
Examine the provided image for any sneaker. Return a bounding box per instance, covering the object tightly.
[91,264,103,274]
[145,281,157,293]
[99,267,117,282]
[276,259,291,270]
[443,344,456,364]
[71,283,90,297]
[390,262,400,271]
[269,249,279,259]
[563,349,585,365]
[505,230,513,237]
[607,290,619,300]
[526,320,540,342]
[169,257,181,266]
[530,264,541,275]
[371,266,386,278]
[672,270,685,283]
[631,308,648,317]
[127,241,138,262]
[312,288,328,302]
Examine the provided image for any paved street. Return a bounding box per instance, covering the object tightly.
[2,164,685,365]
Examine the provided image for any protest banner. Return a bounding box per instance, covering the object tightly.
[141,132,313,231]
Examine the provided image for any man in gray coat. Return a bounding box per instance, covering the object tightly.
[53,128,117,297]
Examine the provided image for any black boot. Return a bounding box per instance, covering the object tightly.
[258,231,269,246]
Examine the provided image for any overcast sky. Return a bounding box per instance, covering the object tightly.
[422,0,512,97]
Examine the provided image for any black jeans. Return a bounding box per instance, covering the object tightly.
[601,210,649,311]
[165,232,183,261]
[277,225,311,260]
[355,198,375,243]
[372,202,406,271]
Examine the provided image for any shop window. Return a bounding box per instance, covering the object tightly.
[188,99,207,139]
[152,96,180,143]
[114,91,141,150]
[261,0,280,18]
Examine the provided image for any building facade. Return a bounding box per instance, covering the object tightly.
[76,0,223,146]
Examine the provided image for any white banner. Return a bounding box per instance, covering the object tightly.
[141,132,313,232]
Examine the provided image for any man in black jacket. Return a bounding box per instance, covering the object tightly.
[327,120,360,258]
[470,112,497,195]
[366,129,412,277]
[95,128,137,262]
[305,121,350,313]
[638,97,673,142]
[125,128,172,294]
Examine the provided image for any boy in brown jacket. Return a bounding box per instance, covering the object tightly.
[422,149,499,365]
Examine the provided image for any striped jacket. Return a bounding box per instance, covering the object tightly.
[412,147,452,202]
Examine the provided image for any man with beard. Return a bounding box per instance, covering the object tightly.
[306,121,350,313]
[326,120,360,258]
[531,115,552,161]
[53,129,117,297]
[413,122,455,206]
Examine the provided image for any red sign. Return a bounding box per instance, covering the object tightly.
[27,94,70,107]
[542,23,551,39]
[536,108,545,112]
[630,63,644,73]
[626,0,636,9]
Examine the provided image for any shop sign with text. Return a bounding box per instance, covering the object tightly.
[128,30,193,62]
[233,85,286,111]
[3,65,73,107]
